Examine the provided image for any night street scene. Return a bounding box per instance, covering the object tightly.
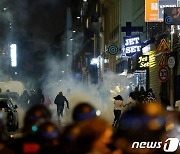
[0,0,180,154]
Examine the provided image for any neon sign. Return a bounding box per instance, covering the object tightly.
[138,55,149,68]
[124,35,141,56]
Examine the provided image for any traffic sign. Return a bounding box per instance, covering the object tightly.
[158,67,169,82]
[157,39,171,53]
[168,56,175,68]
[159,54,168,66]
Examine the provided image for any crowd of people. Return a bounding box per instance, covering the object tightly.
[0,87,180,154]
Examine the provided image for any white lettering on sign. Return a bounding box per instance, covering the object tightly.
[125,46,141,53]
[124,36,141,55]
[159,5,176,9]
[125,37,140,46]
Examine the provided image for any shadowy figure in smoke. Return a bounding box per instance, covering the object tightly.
[36,89,45,104]
[54,92,69,122]
[19,90,29,110]
[112,95,124,128]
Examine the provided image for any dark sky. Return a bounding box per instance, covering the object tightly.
[12,0,67,50]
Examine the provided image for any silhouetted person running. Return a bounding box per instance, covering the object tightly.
[54,92,69,122]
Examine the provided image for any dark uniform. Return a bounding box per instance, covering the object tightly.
[54,92,69,121]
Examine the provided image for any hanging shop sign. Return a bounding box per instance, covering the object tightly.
[124,35,142,56]
[158,66,169,82]
[158,0,177,20]
[157,39,171,53]
[164,7,180,25]
[145,0,162,22]
[107,45,119,55]
[137,55,149,68]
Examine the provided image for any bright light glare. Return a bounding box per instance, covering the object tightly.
[66,54,69,57]
[73,30,76,33]
[15,72,18,75]
[62,70,64,73]
[10,44,17,67]
[77,16,80,19]
[83,0,87,2]
[96,110,101,116]
[90,58,98,65]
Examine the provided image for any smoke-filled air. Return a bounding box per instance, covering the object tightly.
[42,55,133,124]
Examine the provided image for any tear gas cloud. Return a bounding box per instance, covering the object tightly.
[42,55,133,124]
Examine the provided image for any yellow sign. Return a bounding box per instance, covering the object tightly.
[157,39,171,53]
[159,54,168,66]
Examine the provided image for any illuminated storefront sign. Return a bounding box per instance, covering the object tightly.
[145,0,162,22]
[145,0,179,22]
[138,55,149,68]
[164,7,180,25]
[124,35,141,56]
[158,0,177,20]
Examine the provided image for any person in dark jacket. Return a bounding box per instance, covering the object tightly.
[19,90,29,110]
[36,89,45,104]
[54,92,69,122]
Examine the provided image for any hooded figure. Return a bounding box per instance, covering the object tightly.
[112,95,124,128]
[54,92,69,122]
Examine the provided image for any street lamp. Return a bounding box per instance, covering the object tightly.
[70,38,73,41]
[76,16,80,19]
[90,58,98,65]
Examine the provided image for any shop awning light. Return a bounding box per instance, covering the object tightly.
[90,58,98,65]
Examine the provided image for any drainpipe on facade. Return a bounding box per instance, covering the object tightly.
[170,25,174,107]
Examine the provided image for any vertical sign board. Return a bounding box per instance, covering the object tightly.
[145,0,179,22]
[158,0,177,20]
[164,7,180,25]
[145,0,162,22]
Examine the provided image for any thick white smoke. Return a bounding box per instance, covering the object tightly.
[42,56,133,125]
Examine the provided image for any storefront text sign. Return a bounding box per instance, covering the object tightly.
[124,35,142,56]
[138,55,149,68]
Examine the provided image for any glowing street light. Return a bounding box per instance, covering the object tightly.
[76,16,80,19]
[10,44,17,67]
[66,54,69,57]
[96,110,101,116]
[70,38,73,41]
[90,58,98,65]
[73,30,76,33]
[61,70,65,73]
